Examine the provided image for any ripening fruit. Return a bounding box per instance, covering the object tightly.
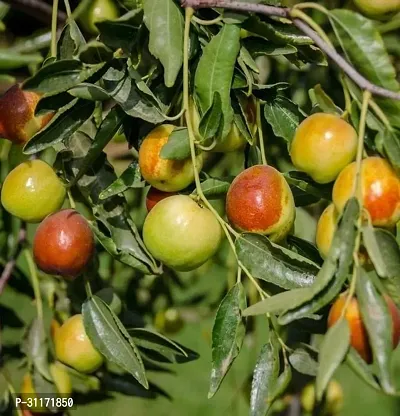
[139,124,203,192]
[154,308,184,334]
[79,0,119,34]
[301,380,344,415]
[145,187,176,212]
[0,85,53,145]
[316,204,338,259]
[143,195,222,271]
[328,293,400,363]
[226,165,295,241]
[1,160,66,223]
[333,157,400,227]
[354,0,400,17]
[55,314,103,373]
[33,209,95,279]
[49,362,72,397]
[290,113,358,184]
[21,373,50,413]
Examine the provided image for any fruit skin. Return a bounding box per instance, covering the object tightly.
[0,85,53,145]
[145,187,176,212]
[139,124,203,192]
[328,293,400,363]
[1,160,66,223]
[316,204,338,259]
[354,0,400,17]
[79,0,119,34]
[154,308,184,334]
[226,165,295,241]
[143,195,222,271]
[290,113,358,184]
[333,157,400,227]
[33,209,95,279]
[301,380,343,415]
[55,314,103,373]
[49,362,72,397]
[21,373,49,413]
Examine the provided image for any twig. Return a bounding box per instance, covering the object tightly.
[0,226,27,294]
[181,0,400,101]
[3,0,66,25]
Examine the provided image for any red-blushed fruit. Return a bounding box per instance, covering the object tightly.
[316,204,338,259]
[290,113,358,184]
[328,293,400,363]
[354,0,400,17]
[145,187,176,212]
[33,209,94,280]
[139,124,203,192]
[0,85,53,145]
[55,314,103,374]
[333,157,400,227]
[226,165,295,241]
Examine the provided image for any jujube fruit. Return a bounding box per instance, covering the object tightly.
[49,362,72,397]
[226,165,295,241]
[143,195,222,271]
[316,204,338,259]
[154,308,184,334]
[333,157,400,227]
[54,314,103,373]
[0,85,53,145]
[139,124,203,192]
[33,209,95,279]
[79,0,119,34]
[290,113,357,184]
[354,0,400,17]
[1,160,66,223]
[301,380,343,415]
[145,187,176,212]
[328,293,400,363]
[21,373,50,413]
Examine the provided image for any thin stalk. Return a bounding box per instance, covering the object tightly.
[192,15,223,25]
[24,249,43,320]
[51,0,59,57]
[63,0,72,18]
[256,99,267,165]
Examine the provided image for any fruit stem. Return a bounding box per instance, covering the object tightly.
[84,274,93,298]
[63,0,72,18]
[67,189,76,210]
[369,99,393,131]
[256,99,267,166]
[51,0,59,58]
[236,267,242,284]
[341,261,359,318]
[24,248,43,320]
[192,15,223,25]
[378,16,400,34]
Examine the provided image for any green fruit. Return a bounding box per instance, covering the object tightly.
[80,0,119,34]
[354,0,400,17]
[1,160,66,223]
[143,195,222,271]
[50,362,72,397]
[154,308,184,334]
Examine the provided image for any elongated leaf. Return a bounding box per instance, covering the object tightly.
[68,83,110,101]
[193,178,231,198]
[143,0,183,87]
[345,348,380,392]
[82,296,148,388]
[209,283,246,398]
[289,348,318,376]
[199,92,223,142]
[236,233,318,290]
[356,269,395,393]
[160,127,191,160]
[316,318,350,400]
[195,24,241,139]
[24,99,95,154]
[376,129,400,171]
[268,363,292,404]
[250,335,280,416]
[57,20,85,60]
[309,84,342,115]
[0,51,42,69]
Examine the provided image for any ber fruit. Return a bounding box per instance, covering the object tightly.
[290,113,357,184]
[1,160,66,223]
[139,124,203,192]
[328,293,400,363]
[55,314,103,373]
[79,0,119,34]
[154,308,184,334]
[143,195,222,271]
[315,204,338,259]
[333,156,400,227]
[145,187,176,212]
[301,380,343,415]
[33,209,95,279]
[226,165,295,241]
[354,0,400,17]
[0,85,52,145]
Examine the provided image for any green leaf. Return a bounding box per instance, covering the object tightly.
[68,83,110,101]
[57,20,85,60]
[82,295,148,388]
[24,99,95,154]
[71,106,126,186]
[198,92,223,143]
[268,363,292,404]
[345,348,381,392]
[99,161,145,200]
[160,127,191,160]
[289,348,318,376]
[309,84,342,115]
[193,177,231,198]
[376,129,400,171]
[264,96,304,143]
[0,50,43,69]
[363,226,400,280]
[316,318,350,400]
[236,233,318,290]
[356,269,395,393]
[250,335,280,416]
[143,0,184,87]
[209,283,246,398]
[195,24,241,139]
[78,41,113,64]
[243,37,297,57]
[23,60,105,95]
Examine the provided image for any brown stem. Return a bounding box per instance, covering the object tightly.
[181,0,400,101]
[0,226,27,294]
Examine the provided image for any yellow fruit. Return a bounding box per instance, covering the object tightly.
[315,204,338,259]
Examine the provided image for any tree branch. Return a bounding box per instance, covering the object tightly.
[181,0,400,101]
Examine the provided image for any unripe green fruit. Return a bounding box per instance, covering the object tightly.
[1,160,66,223]
[143,195,222,271]
[354,0,400,17]
[301,380,344,415]
[154,308,184,334]
[80,0,119,34]
[55,314,103,374]
[49,362,72,397]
